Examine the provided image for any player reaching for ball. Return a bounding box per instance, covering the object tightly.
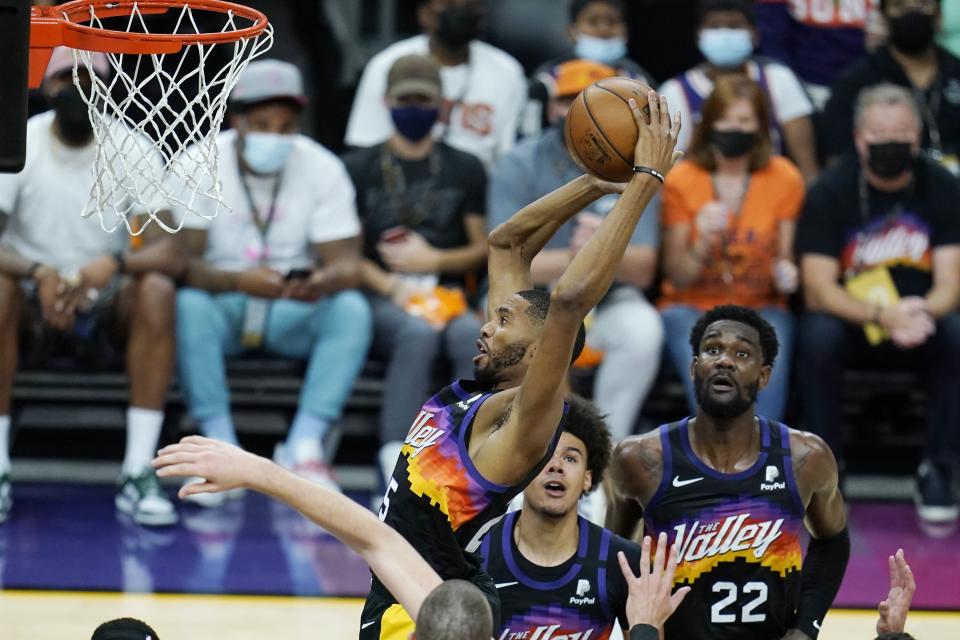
[357,87,680,638]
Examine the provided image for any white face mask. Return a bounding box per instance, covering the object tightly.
[698,28,754,68]
[242,132,295,174]
[574,33,628,65]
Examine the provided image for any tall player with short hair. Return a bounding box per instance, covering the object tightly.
[607,305,850,640]
[360,92,681,638]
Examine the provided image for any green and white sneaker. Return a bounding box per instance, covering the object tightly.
[0,473,11,524]
[116,468,178,526]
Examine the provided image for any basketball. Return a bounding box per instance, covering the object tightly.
[564,77,653,182]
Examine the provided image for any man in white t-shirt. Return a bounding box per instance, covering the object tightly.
[659,0,820,182]
[344,0,527,167]
[176,60,372,503]
[0,47,181,527]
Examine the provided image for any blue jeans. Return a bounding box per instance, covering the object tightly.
[660,305,795,422]
[176,289,372,422]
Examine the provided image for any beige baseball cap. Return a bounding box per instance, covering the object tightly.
[386,55,442,100]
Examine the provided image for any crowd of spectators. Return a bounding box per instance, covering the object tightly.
[0,0,958,529]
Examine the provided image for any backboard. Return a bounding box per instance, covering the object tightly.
[0,0,30,174]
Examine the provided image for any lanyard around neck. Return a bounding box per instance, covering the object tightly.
[239,167,285,263]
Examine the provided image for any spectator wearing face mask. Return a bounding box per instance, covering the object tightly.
[522,0,655,138]
[822,0,960,175]
[755,0,883,109]
[345,0,527,168]
[659,0,820,183]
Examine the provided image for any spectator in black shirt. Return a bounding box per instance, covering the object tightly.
[822,0,960,175]
[341,55,488,486]
[796,84,960,524]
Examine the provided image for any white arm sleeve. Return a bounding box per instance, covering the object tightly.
[344,53,394,148]
[765,63,815,123]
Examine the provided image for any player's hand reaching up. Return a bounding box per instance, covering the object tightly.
[630,91,683,179]
[619,532,690,631]
[153,436,268,498]
[877,548,916,635]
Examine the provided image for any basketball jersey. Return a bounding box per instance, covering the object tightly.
[479,511,639,640]
[643,417,805,640]
[371,380,564,602]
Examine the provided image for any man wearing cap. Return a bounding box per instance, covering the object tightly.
[488,59,665,525]
[345,0,526,168]
[342,54,487,487]
[174,59,372,500]
[0,46,182,527]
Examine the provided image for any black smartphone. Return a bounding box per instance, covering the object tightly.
[285,268,312,281]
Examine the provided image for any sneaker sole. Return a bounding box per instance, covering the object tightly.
[914,492,960,523]
[116,494,179,527]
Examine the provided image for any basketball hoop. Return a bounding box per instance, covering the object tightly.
[29,1,273,235]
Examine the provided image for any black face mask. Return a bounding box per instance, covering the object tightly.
[888,10,936,56]
[867,141,915,178]
[435,5,481,50]
[710,129,758,158]
[52,85,93,145]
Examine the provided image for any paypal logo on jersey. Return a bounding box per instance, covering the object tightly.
[761,465,786,491]
[569,579,596,605]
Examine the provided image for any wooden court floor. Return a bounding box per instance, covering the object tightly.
[1,590,957,639]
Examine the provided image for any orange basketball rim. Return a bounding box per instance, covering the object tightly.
[28,0,269,88]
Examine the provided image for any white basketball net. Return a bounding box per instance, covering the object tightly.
[68,2,273,235]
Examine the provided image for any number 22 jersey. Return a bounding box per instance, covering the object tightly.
[643,417,806,640]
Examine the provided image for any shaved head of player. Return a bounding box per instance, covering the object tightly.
[607,305,851,640]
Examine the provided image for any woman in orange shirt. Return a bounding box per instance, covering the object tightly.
[659,75,804,421]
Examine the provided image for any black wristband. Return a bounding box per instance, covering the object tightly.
[632,165,665,183]
[113,251,127,275]
[628,624,658,640]
[25,262,42,280]
[795,526,850,639]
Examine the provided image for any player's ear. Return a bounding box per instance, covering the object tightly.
[757,364,772,391]
[689,356,698,381]
[583,470,593,495]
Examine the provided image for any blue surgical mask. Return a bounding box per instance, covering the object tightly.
[242,132,295,174]
[390,106,440,141]
[698,28,753,68]
[574,34,628,65]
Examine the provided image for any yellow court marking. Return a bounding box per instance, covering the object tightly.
[0,591,956,640]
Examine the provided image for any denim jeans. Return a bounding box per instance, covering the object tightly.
[176,289,372,422]
[660,305,795,422]
[798,312,960,465]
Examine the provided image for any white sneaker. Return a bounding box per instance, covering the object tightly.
[181,477,246,508]
[116,468,178,526]
[274,443,341,494]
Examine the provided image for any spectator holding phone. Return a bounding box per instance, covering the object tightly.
[175,60,372,502]
[341,55,488,485]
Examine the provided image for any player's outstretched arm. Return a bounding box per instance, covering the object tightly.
[876,549,916,636]
[478,93,681,486]
[486,175,623,319]
[781,431,850,640]
[152,436,442,620]
[619,532,690,640]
